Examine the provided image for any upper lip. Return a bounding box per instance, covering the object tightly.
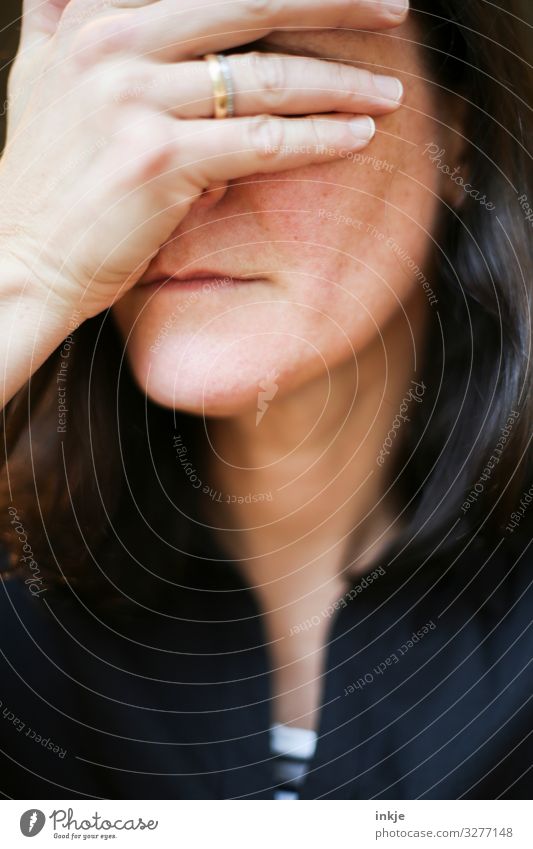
[140,269,260,285]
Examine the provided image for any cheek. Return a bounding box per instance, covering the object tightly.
[246,113,441,350]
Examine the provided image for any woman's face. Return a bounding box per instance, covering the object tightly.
[112,19,454,415]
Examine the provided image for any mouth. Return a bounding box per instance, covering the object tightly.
[139,270,266,291]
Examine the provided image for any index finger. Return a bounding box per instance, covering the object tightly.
[104,0,409,62]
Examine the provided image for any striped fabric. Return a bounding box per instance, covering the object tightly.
[270,723,317,800]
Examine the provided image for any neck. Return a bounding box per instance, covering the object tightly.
[195,293,429,729]
[198,293,428,586]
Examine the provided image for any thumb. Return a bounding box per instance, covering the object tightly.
[20,0,71,48]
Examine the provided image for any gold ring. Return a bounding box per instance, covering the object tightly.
[204,53,235,120]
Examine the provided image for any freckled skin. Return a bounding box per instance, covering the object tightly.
[112,22,456,415]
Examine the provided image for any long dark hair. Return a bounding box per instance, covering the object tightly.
[1,0,532,618]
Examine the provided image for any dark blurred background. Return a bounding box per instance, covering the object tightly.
[0,1,531,150]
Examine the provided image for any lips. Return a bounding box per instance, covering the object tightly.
[139,269,258,287]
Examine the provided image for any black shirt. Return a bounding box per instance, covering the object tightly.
[0,529,531,799]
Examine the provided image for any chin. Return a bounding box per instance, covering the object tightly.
[124,333,303,418]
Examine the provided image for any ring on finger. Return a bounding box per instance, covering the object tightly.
[203,53,235,119]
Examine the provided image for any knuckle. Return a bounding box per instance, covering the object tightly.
[248,52,286,107]
[68,15,135,65]
[104,68,148,104]
[245,0,279,20]
[247,114,285,159]
[329,61,360,97]
[307,119,324,153]
[351,67,374,96]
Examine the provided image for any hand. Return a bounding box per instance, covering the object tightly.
[0,0,407,321]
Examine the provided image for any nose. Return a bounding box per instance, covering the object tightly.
[192,180,230,210]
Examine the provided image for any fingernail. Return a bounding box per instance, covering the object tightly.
[383,0,409,18]
[374,75,404,101]
[349,116,376,141]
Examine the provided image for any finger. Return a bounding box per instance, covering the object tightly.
[141,52,403,119]
[82,0,409,62]
[168,112,378,187]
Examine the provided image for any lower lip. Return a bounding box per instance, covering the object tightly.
[140,276,260,292]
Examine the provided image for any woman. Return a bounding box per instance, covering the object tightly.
[0,0,531,799]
